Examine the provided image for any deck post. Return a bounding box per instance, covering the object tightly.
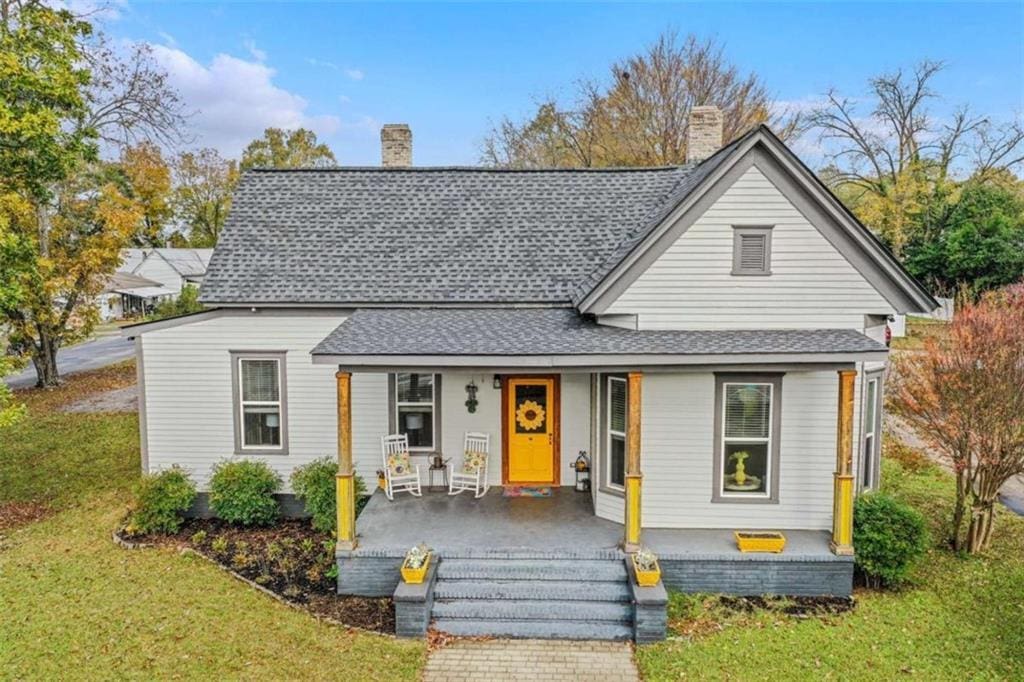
[624,371,643,553]
[830,369,857,556]
[336,370,357,551]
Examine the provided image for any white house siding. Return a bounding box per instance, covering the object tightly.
[594,369,845,530]
[133,253,185,294]
[142,312,350,489]
[604,166,896,330]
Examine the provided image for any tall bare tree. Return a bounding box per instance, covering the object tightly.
[482,31,800,168]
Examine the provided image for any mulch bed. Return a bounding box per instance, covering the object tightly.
[718,594,854,617]
[0,501,52,533]
[122,517,395,634]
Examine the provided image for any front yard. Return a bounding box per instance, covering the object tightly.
[2,365,1022,680]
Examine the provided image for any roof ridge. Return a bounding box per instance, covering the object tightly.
[246,165,692,174]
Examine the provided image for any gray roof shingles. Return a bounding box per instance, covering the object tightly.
[311,308,887,357]
[199,165,698,305]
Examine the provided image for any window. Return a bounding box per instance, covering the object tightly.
[732,226,773,275]
[605,376,627,491]
[713,374,782,502]
[861,374,883,490]
[390,373,440,450]
[232,352,287,454]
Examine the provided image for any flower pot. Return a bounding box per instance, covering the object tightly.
[377,475,386,490]
[734,531,786,553]
[631,553,661,586]
[401,552,432,584]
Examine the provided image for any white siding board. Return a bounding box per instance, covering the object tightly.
[605,166,896,330]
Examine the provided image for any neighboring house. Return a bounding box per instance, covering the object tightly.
[124,112,936,641]
[99,248,213,320]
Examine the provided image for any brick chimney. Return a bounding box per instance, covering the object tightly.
[686,106,723,164]
[381,124,412,167]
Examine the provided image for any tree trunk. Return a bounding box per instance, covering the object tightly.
[951,471,969,551]
[966,501,995,554]
[32,332,60,388]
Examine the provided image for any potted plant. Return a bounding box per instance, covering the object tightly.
[376,469,386,490]
[631,547,661,586]
[734,531,787,553]
[401,543,432,584]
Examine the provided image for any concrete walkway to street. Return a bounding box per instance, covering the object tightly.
[423,639,639,682]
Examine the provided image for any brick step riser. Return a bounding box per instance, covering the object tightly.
[431,618,635,641]
[432,598,633,623]
[432,579,631,603]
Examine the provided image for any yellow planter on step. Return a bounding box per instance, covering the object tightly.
[631,554,661,586]
[400,553,431,584]
[734,531,786,553]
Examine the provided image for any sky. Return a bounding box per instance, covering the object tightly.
[95,1,1024,168]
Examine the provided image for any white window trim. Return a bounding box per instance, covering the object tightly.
[231,352,288,455]
[391,373,439,452]
[861,374,882,491]
[605,375,627,493]
[713,377,782,503]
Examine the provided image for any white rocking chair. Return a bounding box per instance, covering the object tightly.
[449,432,491,498]
[381,434,422,500]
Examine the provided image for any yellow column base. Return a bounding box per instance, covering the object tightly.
[623,473,643,552]
[830,473,854,556]
[336,473,357,551]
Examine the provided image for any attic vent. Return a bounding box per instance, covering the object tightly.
[732,226,773,276]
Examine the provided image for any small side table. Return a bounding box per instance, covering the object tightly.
[427,459,450,492]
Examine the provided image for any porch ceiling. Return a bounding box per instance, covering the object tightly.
[310,308,888,368]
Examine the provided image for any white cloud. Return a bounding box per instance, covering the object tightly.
[344,68,364,81]
[157,31,178,48]
[243,38,266,63]
[149,44,340,156]
[307,57,365,80]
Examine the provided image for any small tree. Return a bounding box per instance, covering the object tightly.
[889,284,1024,553]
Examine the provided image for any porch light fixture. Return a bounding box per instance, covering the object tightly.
[492,374,502,389]
[465,380,479,413]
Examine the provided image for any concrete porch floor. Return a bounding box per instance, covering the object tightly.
[348,487,841,563]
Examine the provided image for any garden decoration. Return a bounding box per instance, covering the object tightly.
[515,400,545,431]
[401,543,432,584]
[631,547,661,586]
[464,380,479,413]
[724,450,762,492]
[376,469,386,490]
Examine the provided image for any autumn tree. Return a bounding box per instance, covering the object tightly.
[116,141,173,246]
[0,1,186,386]
[889,284,1024,553]
[481,32,800,168]
[0,207,32,427]
[172,148,239,247]
[807,61,1024,259]
[240,127,336,170]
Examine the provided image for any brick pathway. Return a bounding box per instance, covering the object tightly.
[423,639,639,681]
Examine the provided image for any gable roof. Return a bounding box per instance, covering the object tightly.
[199,166,697,305]
[146,248,214,277]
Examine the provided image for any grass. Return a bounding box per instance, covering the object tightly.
[0,365,425,680]
[890,315,950,351]
[635,459,1024,680]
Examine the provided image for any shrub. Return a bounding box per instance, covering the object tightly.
[853,491,929,587]
[883,437,933,473]
[290,458,366,534]
[209,459,282,526]
[127,466,196,535]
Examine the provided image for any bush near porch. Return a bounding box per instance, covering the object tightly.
[636,457,1024,680]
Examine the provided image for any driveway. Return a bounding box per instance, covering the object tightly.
[6,335,134,389]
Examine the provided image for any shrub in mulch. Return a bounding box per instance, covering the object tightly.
[120,517,394,634]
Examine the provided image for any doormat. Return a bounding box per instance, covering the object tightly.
[502,486,552,498]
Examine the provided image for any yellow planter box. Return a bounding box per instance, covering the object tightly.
[631,554,661,586]
[734,531,786,553]
[400,553,432,584]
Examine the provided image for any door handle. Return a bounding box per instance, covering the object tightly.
[548,434,553,444]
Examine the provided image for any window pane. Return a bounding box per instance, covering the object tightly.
[863,435,874,488]
[397,373,433,403]
[610,435,625,487]
[241,360,279,402]
[514,384,548,434]
[398,406,433,448]
[243,405,281,446]
[609,379,626,433]
[865,379,877,434]
[722,442,768,494]
[724,384,771,439]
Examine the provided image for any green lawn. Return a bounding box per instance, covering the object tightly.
[636,460,1024,680]
[0,368,425,680]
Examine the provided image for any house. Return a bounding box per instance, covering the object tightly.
[124,113,937,641]
[99,248,213,320]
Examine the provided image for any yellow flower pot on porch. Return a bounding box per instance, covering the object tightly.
[400,553,432,584]
[734,531,786,553]
[631,554,661,587]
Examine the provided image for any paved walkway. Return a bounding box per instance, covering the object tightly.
[424,639,639,681]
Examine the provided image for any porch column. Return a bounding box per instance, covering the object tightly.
[624,371,643,553]
[336,370,357,551]
[830,369,857,556]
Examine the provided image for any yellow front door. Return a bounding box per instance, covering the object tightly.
[506,377,557,484]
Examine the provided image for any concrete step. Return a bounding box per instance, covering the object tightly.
[432,617,635,641]
[432,598,633,623]
[433,579,631,603]
[436,558,627,582]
